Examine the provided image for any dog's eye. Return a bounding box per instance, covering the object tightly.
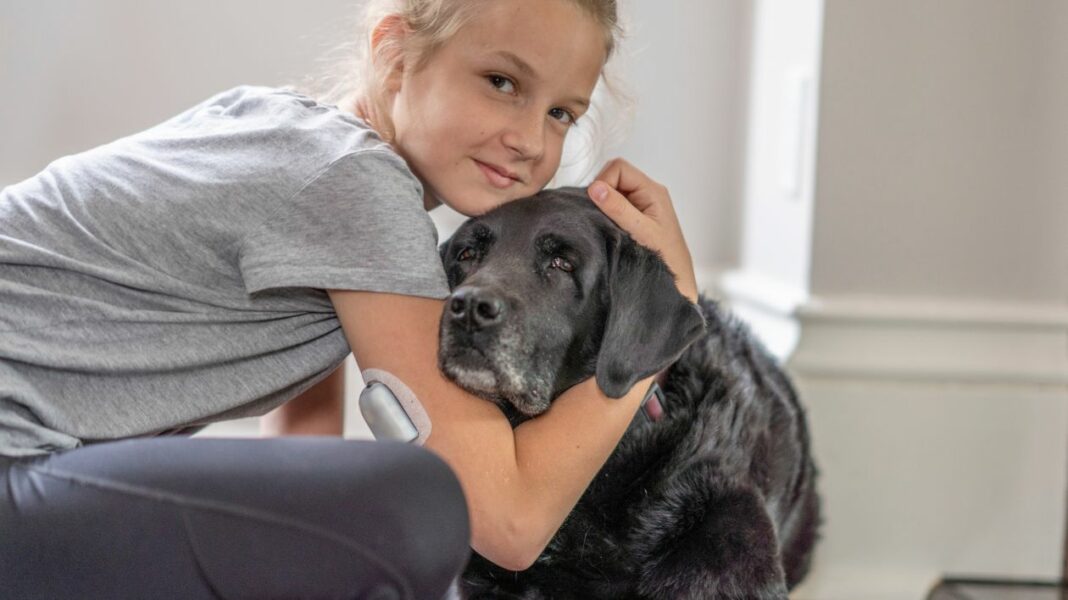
[457,248,476,262]
[550,256,574,272]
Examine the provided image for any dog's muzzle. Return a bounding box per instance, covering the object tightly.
[440,286,552,415]
[447,286,507,332]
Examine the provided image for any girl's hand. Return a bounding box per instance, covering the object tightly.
[587,159,699,304]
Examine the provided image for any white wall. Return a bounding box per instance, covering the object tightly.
[737,0,824,296]
[718,0,826,360]
[0,0,750,278]
[0,0,357,185]
[613,0,752,278]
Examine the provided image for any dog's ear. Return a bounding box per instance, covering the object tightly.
[438,236,463,290]
[438,238,450,265]
[595,232,706,398]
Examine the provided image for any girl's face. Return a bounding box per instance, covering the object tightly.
[387,0,607,216]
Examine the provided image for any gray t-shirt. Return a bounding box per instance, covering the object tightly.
[0,86,449,457]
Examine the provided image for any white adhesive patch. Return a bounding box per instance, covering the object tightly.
[360,368,432,445]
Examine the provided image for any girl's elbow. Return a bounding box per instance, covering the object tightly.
[472,514,548,572]
[486,543,543,573]
[499,535,545,572]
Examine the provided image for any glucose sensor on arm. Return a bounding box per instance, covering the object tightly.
[359,368,432,445]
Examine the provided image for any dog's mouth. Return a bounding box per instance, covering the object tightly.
[439,344,498,395]
[438,325,552,418]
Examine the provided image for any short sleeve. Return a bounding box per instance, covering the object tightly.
[239,150,450,299]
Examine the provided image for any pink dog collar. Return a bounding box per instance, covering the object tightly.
[641,370,669,422]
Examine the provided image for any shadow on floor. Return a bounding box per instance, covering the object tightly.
[928,578,1067,600]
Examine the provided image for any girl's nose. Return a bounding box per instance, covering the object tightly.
[501,111,545,161]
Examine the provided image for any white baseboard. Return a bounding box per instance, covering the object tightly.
[791,565,942,600]
[711,269,1068,387]
[711,268,809,361]
[791,295,1068,386]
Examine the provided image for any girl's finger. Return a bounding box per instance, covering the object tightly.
[587,181,653,241]
[593,159,659,212]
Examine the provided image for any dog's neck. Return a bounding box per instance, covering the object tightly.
[641,368,671,422]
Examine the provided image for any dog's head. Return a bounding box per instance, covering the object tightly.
[437,187,706,418]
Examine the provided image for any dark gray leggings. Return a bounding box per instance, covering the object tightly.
[0,436,470,599]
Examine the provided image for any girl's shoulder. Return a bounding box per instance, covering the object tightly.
[160,85,393,160]
[120,85,415,199]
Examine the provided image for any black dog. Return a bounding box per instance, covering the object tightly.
[438,187,820,599]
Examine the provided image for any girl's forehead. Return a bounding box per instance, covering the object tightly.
[448,0,607,85]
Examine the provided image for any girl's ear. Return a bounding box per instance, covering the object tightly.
[370,14,410,92]
[371,14,407,50]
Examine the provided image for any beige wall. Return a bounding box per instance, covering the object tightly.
[790,3,1068,596]
[812,0,1068,304]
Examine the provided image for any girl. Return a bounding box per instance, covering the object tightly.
[0,0,699,598]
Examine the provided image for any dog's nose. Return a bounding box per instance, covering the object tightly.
[449,287,506,330]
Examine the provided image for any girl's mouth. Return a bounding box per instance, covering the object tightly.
[474,159,520,189]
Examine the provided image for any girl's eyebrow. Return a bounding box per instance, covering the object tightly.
[492,50,538,79]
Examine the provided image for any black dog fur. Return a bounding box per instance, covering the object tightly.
[437,187,820,600]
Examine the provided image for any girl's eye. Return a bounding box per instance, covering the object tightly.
[487,75,516,94]
[550,256,574,272]
[457,248,476,262]
[549,107,577,126]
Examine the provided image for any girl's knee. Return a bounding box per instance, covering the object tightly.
[393,443,470,546]
[376,443,471,595]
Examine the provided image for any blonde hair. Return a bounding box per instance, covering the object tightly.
[303,0,632,183]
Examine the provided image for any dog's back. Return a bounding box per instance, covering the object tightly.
[662,299,820,587]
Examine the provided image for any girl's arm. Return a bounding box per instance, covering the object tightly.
[329,289,653,571]
[260,366,346,436]
[318,160,692,570]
